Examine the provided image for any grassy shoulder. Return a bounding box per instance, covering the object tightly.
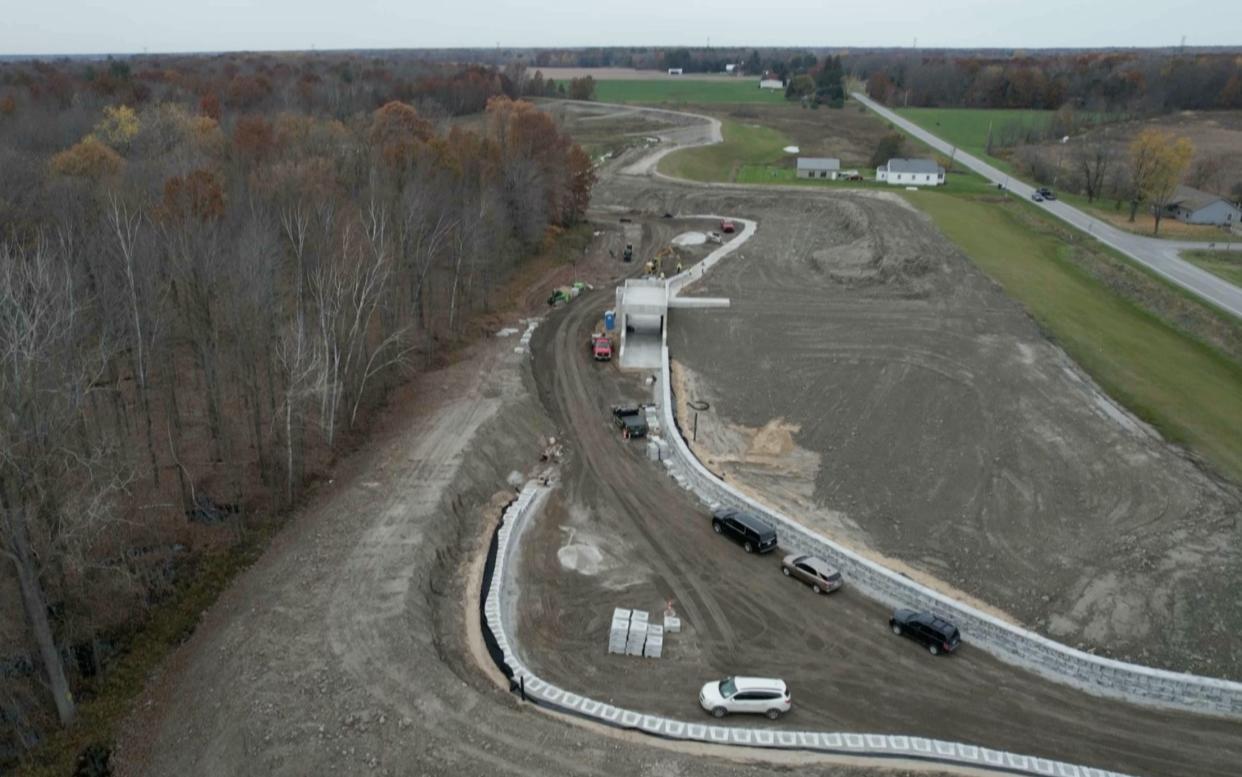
[579,79,787,105]
[911,192,1242,481]
[659,119,791,182]
[1183,249,1242,287]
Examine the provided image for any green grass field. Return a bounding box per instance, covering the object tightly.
[568,79,788,105]
[912,193,1242,481]
[1182,249,1242,287]
[896,107,1054,158]
[658,120,791,181]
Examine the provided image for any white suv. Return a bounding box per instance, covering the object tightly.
[698,676,791,719]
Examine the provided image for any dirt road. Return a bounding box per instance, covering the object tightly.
[520,259,1242,777]
[114,233,931,777]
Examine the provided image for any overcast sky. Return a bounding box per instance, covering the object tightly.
[3,0,1240,56]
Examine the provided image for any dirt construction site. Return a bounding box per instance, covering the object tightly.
[114,103,1242,777]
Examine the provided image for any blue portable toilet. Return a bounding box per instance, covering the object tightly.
[604,309,616,331]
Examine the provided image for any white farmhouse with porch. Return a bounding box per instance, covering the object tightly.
[876,158,945,186]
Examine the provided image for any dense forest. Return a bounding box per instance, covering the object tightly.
[0,53,593,762]
[856,51,1242,112]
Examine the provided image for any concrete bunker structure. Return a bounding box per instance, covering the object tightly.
[615,279,668,370]
[616,272,732,371]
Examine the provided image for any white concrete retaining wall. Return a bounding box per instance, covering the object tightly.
[666,216,757,296]
[654,218,1242,719]
[484,482,1134,777]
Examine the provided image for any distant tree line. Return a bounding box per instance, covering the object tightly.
[858,51,1242,113]
[0,55,594,761]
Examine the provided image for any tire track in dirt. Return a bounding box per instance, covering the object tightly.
[540,288,741,648]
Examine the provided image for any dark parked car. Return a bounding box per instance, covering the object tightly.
[611,405,648,439]
[889,609,961,656]
[710,508,777,553]
[1035,187,1056,201]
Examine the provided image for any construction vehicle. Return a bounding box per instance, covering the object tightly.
[643,246,677,277]
[547,281,594,306]
[611,405,648,439]
[589,333,613,361]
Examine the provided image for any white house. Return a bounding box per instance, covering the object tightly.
[1163,185,1241,226]
[796,157,841,180]
[724,64,737,74]
[667,68,683,76]
[875,158,945,186]
[758,78,784,90]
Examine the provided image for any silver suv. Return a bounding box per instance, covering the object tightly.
[698,676,791,719]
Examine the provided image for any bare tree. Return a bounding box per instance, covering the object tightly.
[274,320,319,504]
[1186,152,1229,195]
[107,196,163,485]
[0,240,124,727]
[1073,131,1114,203]
[308,202,402,445]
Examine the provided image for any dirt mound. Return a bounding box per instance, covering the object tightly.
[748,419,798,457]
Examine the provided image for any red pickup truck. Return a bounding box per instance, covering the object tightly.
[590,333,613,361]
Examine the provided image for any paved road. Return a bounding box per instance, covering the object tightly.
[851,92,1242,319]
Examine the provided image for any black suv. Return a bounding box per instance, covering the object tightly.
[710,508,778,554]
[889,609,961,656]
[612,405,648,439]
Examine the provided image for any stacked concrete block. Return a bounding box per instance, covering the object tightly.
[608,608,631,655]
[645,407,662,436]
[664,615,681,634]
[644,623,664,658]
[626,610,649,656]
